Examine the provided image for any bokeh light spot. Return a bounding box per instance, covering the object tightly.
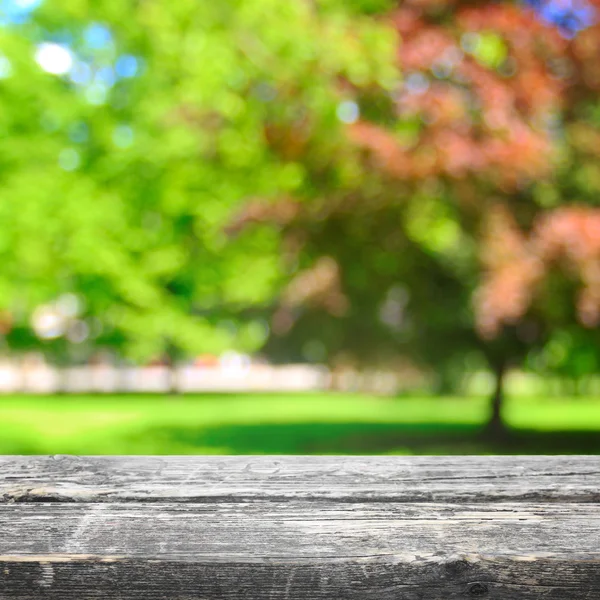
[69,61,92,85]
[115,55,138,78]
[84,23,113,50]
[58,148,81,171]
[337,100,360,124]
[113,125,134,148]
[35,43,73,75]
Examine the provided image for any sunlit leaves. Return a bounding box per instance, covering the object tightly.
[0,0,397,361]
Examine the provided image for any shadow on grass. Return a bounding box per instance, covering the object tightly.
[126,422,600,455]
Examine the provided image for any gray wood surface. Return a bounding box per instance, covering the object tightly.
[0,455,599,599]
[1,455,599,502]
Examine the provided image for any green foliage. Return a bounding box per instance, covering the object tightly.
[0,0,398,361]
[3,0,597,394]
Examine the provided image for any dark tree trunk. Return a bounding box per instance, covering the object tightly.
[164,345,180,395]
[486,361,507,436]
[167,364,179,395]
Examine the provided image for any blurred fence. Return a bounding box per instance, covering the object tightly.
[0,363,332,394]
[0,360,421,395]
[0,360,597,396]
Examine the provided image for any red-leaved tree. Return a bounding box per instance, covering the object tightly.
[231,0,600,431]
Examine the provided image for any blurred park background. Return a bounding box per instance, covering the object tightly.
[1,0,600,454]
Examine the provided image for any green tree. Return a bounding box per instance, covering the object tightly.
[0,0,398,363]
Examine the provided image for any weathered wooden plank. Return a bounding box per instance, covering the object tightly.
[1,502,600,558]
[1,455,599,503]
[0,501,599,599]
[1,456,599,598]
[3,556,600,600]
[2,556,600,600]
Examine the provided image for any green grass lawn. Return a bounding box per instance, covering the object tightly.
[0,393,599,455]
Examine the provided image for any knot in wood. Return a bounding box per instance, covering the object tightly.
[467,582,488,596]
[445,558,470,577]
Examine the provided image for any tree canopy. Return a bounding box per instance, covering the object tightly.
[227,0,600,421]
[0,0,599,417]
[0,0,398,361]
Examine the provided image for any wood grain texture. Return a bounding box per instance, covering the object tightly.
[0,456,599,599]
[1,455,599,503]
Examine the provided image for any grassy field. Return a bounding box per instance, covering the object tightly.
[0,393,599,455]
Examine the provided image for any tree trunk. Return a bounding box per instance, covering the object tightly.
[167,364,179,395]
[486,361,507,436]
[162,341,180,395]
